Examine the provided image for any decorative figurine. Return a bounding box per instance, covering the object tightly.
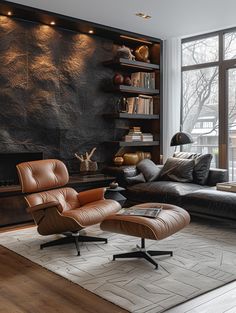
[109,181,119,189]
[116,97,128,113]
[75,147,98,172]
[115,45,135,60]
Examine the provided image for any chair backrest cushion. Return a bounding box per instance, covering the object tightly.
[26,187,79,211]
[17,159,69,193]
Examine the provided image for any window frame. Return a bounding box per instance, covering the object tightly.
[181,26,236,170]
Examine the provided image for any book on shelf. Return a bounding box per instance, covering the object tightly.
[127,96,153,115]
[124,135,142,142]
[216,181,236,193]
[130,72,156,89]
[121,206,162,218]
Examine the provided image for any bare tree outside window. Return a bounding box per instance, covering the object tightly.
[224,32,236,60]
[181,31,236,178]
[182,36,218,66]
[228,68,236,179]
[182,36,219,167]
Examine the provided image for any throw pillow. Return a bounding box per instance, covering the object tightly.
[160,157,195,182]
[173,152,201,159]
[126,173,146,185]
[136,159,162,182]
[193,154,213,185]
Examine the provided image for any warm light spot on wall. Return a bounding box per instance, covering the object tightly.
[88,30,94,34]
[50,21,55,26]
[7,11,12,16]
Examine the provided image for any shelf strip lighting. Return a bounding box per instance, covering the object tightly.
[120,35,152,45]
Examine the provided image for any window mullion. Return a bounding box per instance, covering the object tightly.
[218,32,228,169]
[182,62,219,72]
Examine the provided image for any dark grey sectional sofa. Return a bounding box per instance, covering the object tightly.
[104,165,236,220]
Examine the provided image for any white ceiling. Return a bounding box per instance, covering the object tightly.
[10,0,236,39]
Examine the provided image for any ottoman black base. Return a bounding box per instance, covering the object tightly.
[113,238,173,269]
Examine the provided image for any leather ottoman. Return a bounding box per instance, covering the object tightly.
[100,203,190,269]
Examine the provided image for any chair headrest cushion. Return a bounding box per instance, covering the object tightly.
[16,159,69,193]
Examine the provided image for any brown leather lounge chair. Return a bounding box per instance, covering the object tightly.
[16,159,121,255]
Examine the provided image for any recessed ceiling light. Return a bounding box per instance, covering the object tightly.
[135,12,152,19]
[50,21,56,25]
[7,11,12,16]
[88,30,94,34]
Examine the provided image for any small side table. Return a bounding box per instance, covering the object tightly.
[105,187,126,207]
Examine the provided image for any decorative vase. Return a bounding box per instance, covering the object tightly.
[123,153,139,165]
[117,97,128,112]
[136,151,152,162]
[134,45,150,63]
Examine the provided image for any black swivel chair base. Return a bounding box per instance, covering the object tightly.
[112,238,173,269]
[40,233,108,256]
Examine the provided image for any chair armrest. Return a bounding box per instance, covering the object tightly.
[27,201,63,213]
[207,168,228,186]
[77,188,105,206]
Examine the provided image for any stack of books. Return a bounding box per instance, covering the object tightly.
[216,181,236,193]
[131,72,155,89]
[124,127,153,142]
[141,133,153,142]
[124,127,142,142]
[127,96,153,115]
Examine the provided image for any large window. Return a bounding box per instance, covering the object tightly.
[181,29,236,179]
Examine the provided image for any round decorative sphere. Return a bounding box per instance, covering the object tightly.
[123,76,132,86]
[113,156,124,166]
[113,73,124,85]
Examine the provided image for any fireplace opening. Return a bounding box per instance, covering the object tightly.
[0,152,43,186]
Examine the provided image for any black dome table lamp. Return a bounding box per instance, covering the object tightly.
[170,131,194,151]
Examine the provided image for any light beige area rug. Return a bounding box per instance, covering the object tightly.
[1,219,236,313]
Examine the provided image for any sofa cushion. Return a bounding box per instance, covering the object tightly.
[137,159,162,182]
[173,153,213,185]
[126,181,206,205]
[193,154,213,185]
[173,152,200,159]
[160,157,195,182]
[182,188,236,220]
[207,168,228,186]
[126,172,146,185]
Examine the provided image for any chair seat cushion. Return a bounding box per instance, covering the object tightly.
[101,203,190,240]
[63,199,121,227]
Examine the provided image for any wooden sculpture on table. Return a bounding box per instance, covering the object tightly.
[75,147,98,172]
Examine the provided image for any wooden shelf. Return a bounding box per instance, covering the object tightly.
[112,85,159,96]
[103,58,160,72]
[104,113,159,120]
[106,141,160,147]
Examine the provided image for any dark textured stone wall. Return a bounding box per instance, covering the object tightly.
[0,16,118,172]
